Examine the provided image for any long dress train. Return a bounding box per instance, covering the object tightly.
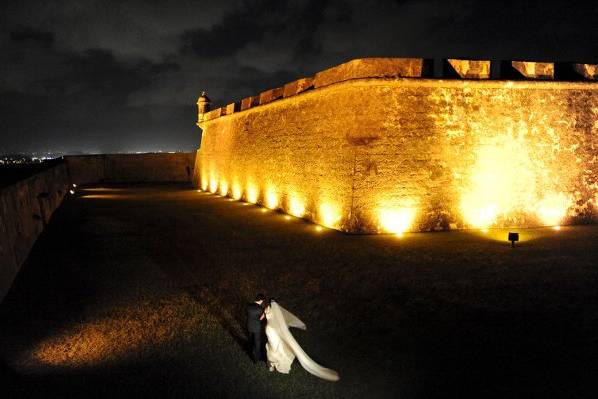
[265,301,339,381]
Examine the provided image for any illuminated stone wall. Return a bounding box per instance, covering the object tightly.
[195,63,598,233]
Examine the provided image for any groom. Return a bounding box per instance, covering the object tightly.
[247,293,265,363]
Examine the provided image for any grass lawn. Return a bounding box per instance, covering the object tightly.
[1,184,597,398]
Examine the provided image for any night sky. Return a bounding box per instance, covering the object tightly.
[1,0,597,154]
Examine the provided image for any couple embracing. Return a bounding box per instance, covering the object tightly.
[246,294,339,381]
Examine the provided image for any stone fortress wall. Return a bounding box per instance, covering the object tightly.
[65,153,196,184]
[0,162,69,302]
[195,58,598,233]
[1,152,196,302]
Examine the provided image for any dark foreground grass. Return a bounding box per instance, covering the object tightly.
[1,184,597,398]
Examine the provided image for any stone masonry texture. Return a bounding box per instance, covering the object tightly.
[196,65,598,233]
[0,163,69,301]
[65,153,196,185]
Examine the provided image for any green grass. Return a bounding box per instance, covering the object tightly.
[1,184,597,398]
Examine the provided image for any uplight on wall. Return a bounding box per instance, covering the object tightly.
[289,196,305,217]
[460,136,537,228]
[379,207,417,235]
[247,184,259,204]
[219,181,229,196]
[265,188,278,209]
[319,203,341,229]
[232,183,242,200]
[209,176,218,193]
[536,192,571,226]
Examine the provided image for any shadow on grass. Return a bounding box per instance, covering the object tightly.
[143,236,257,364]
[186,283,253,361]
[2,359,257,398]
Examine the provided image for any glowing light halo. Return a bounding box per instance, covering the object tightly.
[246,184,259,204]
[219,181,229,196]
[200,169,209,191]
[209,175,218,193]
[378,207,417,235]
[288,196,305,217]
[232,183,242,200]
[265,188,278,209]
[536,192,571,226]
[319,202,341,229]
[459,134,563,228]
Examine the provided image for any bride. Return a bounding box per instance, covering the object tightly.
[264,299,339,381]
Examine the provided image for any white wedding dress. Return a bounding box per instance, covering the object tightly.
[265,301,339,381]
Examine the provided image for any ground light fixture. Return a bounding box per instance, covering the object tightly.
[508,232,519,248]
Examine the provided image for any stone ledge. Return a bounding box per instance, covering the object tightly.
[512,61,554,79]
[198,78,598,125]
[283,77,314,97]
[573,64,598,80]
[198,58,598,125]
[259,87,284,105]
[314,58,423,88]
[223,102,239,115]
[202,107,223,121]
[240,96,260,111]
[447,59,491,79]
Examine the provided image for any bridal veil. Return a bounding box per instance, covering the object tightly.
[269,302,340,382]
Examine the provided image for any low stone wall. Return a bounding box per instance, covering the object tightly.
[65,153,196,184]
[0,162,69,302]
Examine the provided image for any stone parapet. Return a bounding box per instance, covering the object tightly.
[259,87,284,105]
[447,59,491,79]
[197,58,598,126]
[512,61,554,79]
[283,77,314,98]
[65,153,196,184]
[241,96,260,111]
[313,58,423,88]
[573,64,598,80]
[0,163,69,302]
[224,102,239,116]
[202,107,223,122]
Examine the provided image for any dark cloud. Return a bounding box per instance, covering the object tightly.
[0,0,597,154]
[10,27,54,46]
